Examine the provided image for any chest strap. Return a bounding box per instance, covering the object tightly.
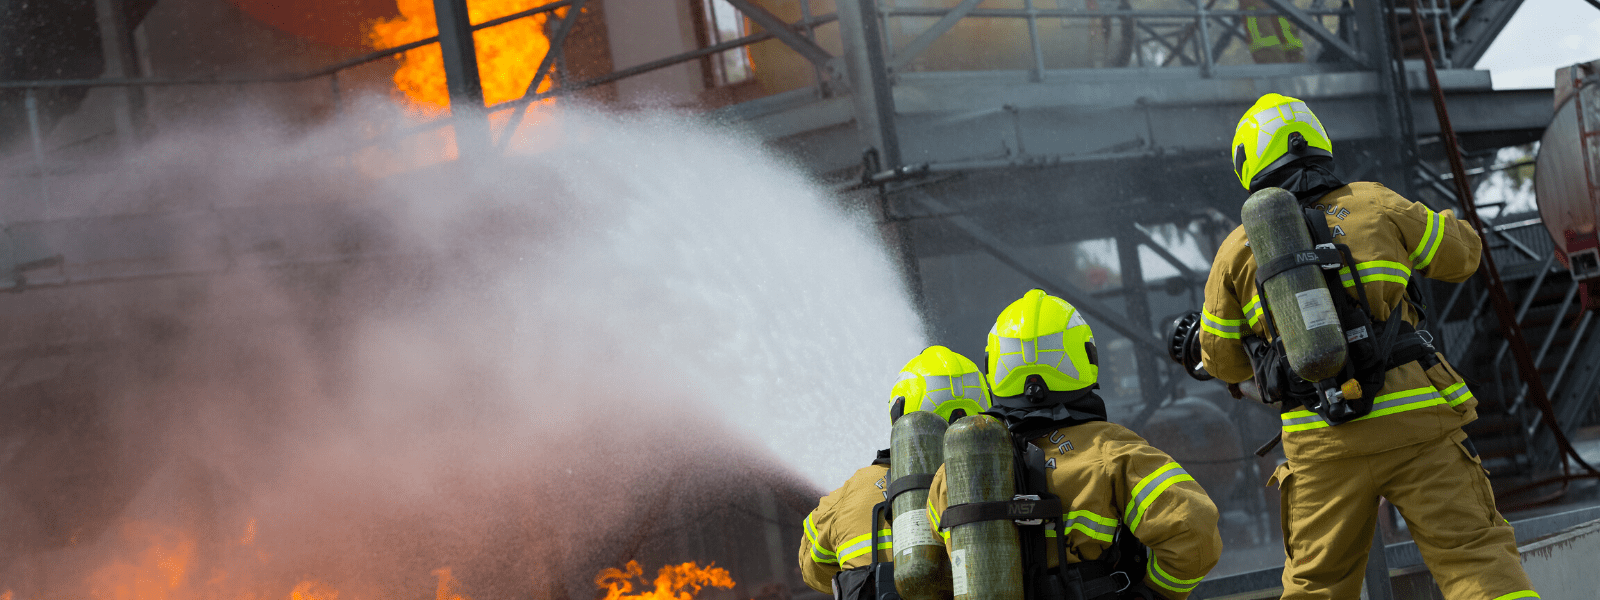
[886,474,935,505]
[938,496,1063,530]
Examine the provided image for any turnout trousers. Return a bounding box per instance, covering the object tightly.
[1271,429,1538,600]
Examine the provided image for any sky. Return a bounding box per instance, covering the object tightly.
[1477,0,1600,89]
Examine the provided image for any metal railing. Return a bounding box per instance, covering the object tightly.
[871,0,1472,79]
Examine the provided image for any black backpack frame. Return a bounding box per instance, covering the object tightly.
[936,435,1155,600]
[1249,206,1436,424]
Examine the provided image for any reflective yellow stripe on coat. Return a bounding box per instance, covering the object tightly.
[835,530,892,563]
[1125,462,1195,533]
[1148,549,1205,594]
[804,514,839,565]
[1281,385,1448,431]
[1202,309,1244,339]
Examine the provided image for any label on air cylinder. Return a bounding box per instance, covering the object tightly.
[892,509,941,554]
[950,549,968,596]
[1296,289,1340,330]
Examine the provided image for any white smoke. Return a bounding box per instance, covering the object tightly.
[0,100,924,598]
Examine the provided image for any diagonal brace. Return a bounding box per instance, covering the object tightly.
[1254,0,1367,67]
[890,0,984,71]
[907,194,1171,361]
[495,0,587,150]
[724,0,835,70]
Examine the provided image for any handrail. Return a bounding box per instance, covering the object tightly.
[484,14,839,113]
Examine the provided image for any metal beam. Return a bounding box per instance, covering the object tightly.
[724,0,836,71]
[888,0,985,71]
[905,194,1170,361]
[1255,0,1368,67]
[1129,225,1202,282]
[1452,0,1526,67]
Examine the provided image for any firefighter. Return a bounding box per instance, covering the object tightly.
[799,346,992,595]
[1239,0,1305,64]
[1198,92,1539,599]
[927,289,1222,600]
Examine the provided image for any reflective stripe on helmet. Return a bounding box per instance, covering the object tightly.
[892,346,992,421]
[1231,94,1333,189]
[1124,462,1195,533]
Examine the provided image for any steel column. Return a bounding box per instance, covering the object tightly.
[94,0,146,149]
[432,0,489,155]
[1363,528,1397,600]
[24,89,50,201]
[1116,228,1163,411]
[1355,0,1410,190]
[838,0,902,169]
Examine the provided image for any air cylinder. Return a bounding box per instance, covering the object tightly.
[1241,186,1348,381]
[890,411,952,600]
[943,415,1022,600]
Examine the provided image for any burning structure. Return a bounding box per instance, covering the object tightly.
[0,2,936,598]
[3,0,1598,598]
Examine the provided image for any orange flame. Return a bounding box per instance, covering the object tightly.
[10,520,738,600]
[595,561,736,600]
[288,581,339,600]
[87,522,197,600]
[366,0,563,111]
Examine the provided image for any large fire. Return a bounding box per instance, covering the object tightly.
[595,561,736,600]
[366,0,564,111]
[2,521,739,600]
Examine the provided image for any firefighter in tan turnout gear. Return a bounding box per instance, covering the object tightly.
[928,290,1222,600]
[799,346,993,596]
[1198,93,1539,599]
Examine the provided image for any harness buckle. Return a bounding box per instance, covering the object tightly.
[1314,243,1341,270]
[1111,571,1132,593]
[1416,329,1435,347]
[1012,494,1043,525]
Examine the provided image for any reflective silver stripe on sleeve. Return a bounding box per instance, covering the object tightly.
[1147,550,1205,593]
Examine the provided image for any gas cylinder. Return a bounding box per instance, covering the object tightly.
[1241,186,1348,381]
[943,415,1022,600]
[890,410,952,600]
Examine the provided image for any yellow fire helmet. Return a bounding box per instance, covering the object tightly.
[987,289,1098,398]
[1231,92,1333,190]
[889,345,992,423]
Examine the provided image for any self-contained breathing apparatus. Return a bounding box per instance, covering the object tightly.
[1168,188,1439,433]
[936,378,1156,600]
[934,436,1154,600]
